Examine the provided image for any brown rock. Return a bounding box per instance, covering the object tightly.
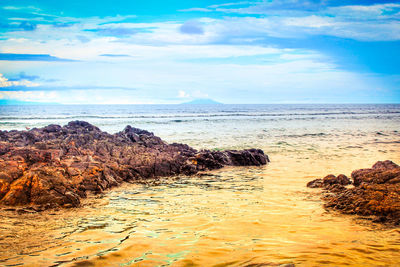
[306,178,324,188]
[0,121,268,209]
[323,174,351,186]
[307,174,351,189]
[307,160,400,225]
[352,160,400,186]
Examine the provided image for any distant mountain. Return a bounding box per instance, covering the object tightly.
[182,98,222,105]
[0,99,59,105]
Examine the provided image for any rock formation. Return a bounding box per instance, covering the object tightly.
[307,160,400,225]
[0,121,268,210]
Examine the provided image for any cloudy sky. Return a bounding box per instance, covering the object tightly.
[0,0,399,104]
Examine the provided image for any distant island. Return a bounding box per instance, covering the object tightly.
[181,98,222,105]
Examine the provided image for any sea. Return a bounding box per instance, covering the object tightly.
[0,104,400,266]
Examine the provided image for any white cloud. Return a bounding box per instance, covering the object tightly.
[0,55,386,104]
[179,2,400,41]
[191,90,209,98]
[0,91,58,102]
[1,2,399,60]
[0,3,397,103]
[179,8,212,12]
[3,5,41,11]
[178,90,190,98]
[0,73,39,87]
[327,4,400,19]
[0,89,156,104]
[283,15,334,28]
[0,31,290,61]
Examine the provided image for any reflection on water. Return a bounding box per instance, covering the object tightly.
[1,145,400,266]
[1,104,400,266]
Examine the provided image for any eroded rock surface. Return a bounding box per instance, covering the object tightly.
[307,160,400,225]
[307,174,351,189]
[0,121,268,209]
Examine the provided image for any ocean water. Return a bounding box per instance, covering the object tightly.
[1,104,399,149]
[0,104,400,266]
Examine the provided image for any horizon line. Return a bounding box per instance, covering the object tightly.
[1,102,400,106]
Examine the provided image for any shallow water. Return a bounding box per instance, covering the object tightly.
[0,104,400,266]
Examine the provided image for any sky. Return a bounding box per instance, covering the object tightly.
[0,0,399,104]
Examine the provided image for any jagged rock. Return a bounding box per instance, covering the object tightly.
[352,160,400,186]
[306,178,324,188]
[0,121,269,209]
[306,174,351,188]
[307,160,400,225]
[324,174,351,186]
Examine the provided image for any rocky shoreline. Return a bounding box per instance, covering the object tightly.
[307,160,400,225]
[0,121,268,210]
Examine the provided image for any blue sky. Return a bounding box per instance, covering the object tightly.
[0,0,399,104]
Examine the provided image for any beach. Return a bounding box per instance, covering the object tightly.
[1,104,400,266]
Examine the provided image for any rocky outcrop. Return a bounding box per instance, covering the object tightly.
[307,174,351,189]
[0,121,268,210]
[307,160,400,225]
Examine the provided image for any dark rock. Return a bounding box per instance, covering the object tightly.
[307,174,350,189]
[323,174,351,186]
[306,178,324,188]
[43,124,62,133]
[372,160,399,170]
[307,161,400,225]
[0,121,268,210]
[352,160,400,186]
